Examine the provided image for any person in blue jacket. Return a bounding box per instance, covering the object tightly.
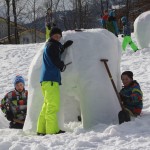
[121,16,139,52]
[101,10,109,29]
[37,27,73,135]
[106,10,119,37]
[118,71,143,124]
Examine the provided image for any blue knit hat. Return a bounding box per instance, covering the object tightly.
[14,75,25,87]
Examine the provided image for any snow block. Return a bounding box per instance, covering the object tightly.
[134,11,150,49]
[23,29,122,132]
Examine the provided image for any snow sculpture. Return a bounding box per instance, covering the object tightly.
[23,29,122,132]
[134,11,150,49]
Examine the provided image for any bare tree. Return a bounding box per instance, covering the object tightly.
[12,0,19,44]
[23,0,45,43]
[33,0,36,43]
[100,0,104,15]
[56,0,101,30]
[2,0,31,44]
[4,0,11,43]
[126,0,130,21]
[70,0,92,29]
[43,0,61,12]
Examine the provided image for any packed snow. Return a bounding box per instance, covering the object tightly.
[24,29,122,133]
[0,12,150,149]
[134,11,150,49]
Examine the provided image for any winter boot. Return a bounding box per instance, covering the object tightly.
[9,122,24,129]
[37,132,46,136]
[118,110,131,124]
[56,130,65,134]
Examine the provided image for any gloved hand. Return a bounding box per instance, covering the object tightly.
[121,34,124,37]
[47,24,51,30]
[63,40,73,49]
[120,93,132,105]
[5,111,14,121]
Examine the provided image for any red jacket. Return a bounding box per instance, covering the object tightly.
[102,15,109,28]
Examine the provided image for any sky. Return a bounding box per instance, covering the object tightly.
[0,11,150,150]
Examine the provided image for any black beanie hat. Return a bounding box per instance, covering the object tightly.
[50,27,62,37]
[121,71,133,79]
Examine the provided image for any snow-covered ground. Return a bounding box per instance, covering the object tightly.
[0,33,150,149]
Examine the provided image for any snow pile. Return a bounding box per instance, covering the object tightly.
[24,29,122,132]
[134,11,150,49]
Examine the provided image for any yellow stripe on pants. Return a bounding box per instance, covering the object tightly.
[37,81,60,134]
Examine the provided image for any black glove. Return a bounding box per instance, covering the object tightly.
[47,24,51,30]
[63,40,73,49]
[121,34,124,37]
[120,93,131,105]
[5,111,14,121]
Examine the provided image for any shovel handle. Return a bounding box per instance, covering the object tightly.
[100,59,124,110]
[65,62,72,66]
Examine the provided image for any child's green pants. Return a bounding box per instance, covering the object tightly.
[37,81,60,134]
[122,36,138,51]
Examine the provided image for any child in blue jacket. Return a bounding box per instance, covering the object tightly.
[118,71,143,124]
[37,27,73,135]
[107,10,119,37]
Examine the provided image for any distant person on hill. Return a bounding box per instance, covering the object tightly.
[121,16,139,52]
[45,8,56,40]
[37,27,73,135]
[118,71,143,124]
[0,75,28,129]
[101,10,109,29]
[106,10,119,37]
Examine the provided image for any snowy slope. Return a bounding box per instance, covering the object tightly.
[0,33,150,149]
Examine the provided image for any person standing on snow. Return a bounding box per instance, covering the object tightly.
[37,27,73,135]
[45,8,56,40]
[0,75,28,129]
[121,16,139,52]
[106,10,119,37]
[118,71,143,124]
[101,10,109,29]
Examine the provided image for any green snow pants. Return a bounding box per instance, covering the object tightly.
[46,27,51,40]
[37,81,60,134]
[122,36,138,52]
